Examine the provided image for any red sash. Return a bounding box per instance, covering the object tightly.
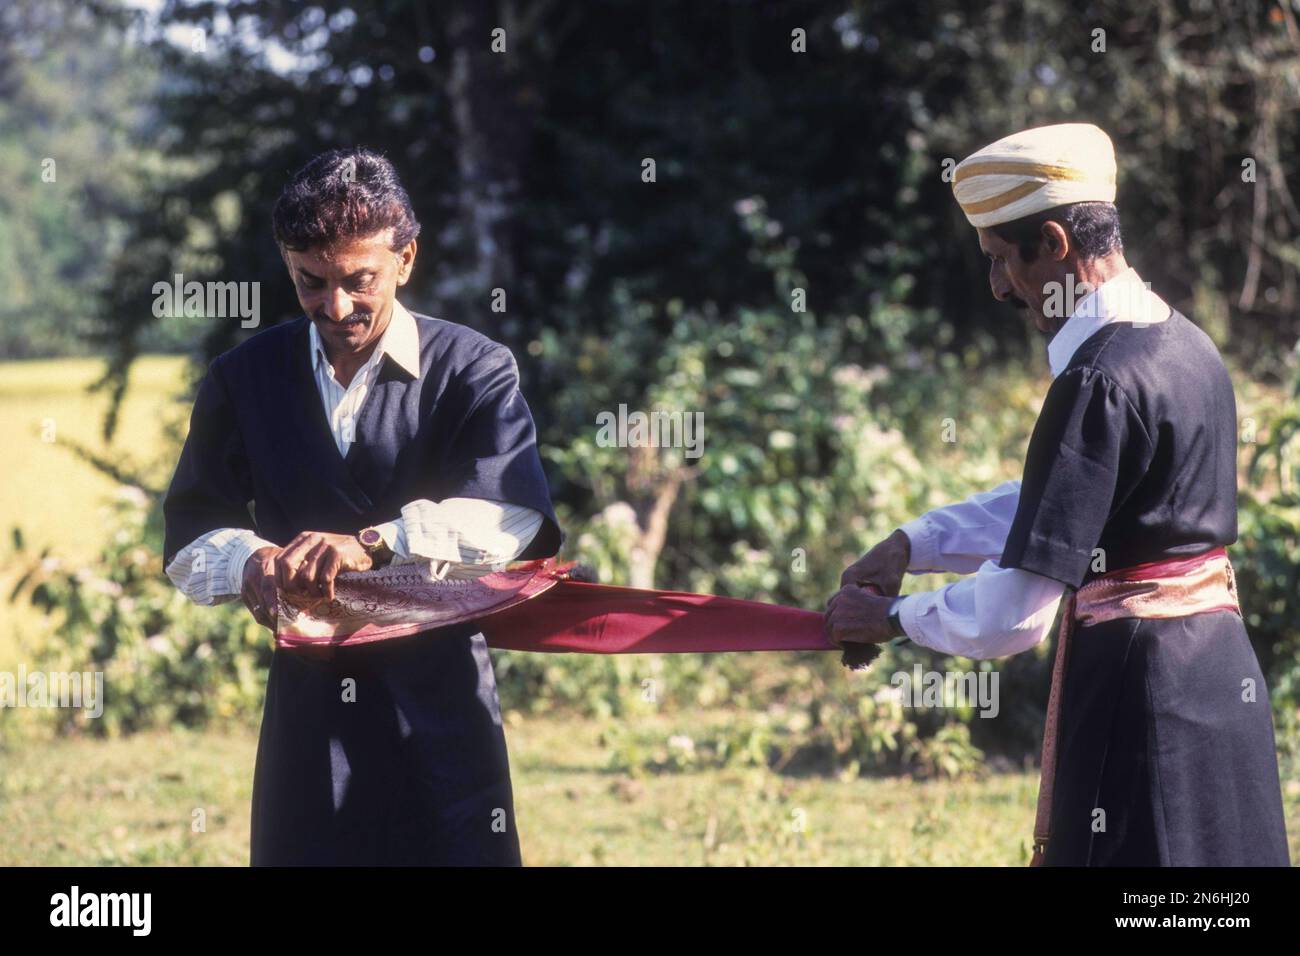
[274,559,833,654]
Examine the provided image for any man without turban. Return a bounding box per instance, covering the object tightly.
[825,123,1290,866]
[162,148,562,864]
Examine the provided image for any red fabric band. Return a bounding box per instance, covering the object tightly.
[481,579,834,655]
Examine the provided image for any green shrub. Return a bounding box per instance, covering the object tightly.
[1237,358,1300,723]
[10,331,1296,781]
[7,490,269,736]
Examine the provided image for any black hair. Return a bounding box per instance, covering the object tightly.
[272,147,421,251]
[990,201,1123,262]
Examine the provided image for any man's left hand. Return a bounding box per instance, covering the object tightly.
[275,531,374,611]
[824,585,895,648]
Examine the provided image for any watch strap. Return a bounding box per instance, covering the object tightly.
[886,597,907,639]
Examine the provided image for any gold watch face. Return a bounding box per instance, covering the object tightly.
[359,528,383,550]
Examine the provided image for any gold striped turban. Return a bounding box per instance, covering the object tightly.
[952,123,1117,228]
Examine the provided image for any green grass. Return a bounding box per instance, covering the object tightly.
[3,712,1296,866]
[0,713,1033,866]
[506,710,1041,866]
[2,712,1289,868]
[0,724,255,866]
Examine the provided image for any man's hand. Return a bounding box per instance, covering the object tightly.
[824,584,895,648]
[274,531,374,612]
[839,528,911,595]
[241,545,283,630]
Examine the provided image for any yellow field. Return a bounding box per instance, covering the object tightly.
[0,355,190,667]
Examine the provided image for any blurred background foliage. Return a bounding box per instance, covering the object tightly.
[3,0,1299,784]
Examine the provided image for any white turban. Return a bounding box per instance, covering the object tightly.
[952,123,1117,228]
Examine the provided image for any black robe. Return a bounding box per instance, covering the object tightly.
[1000,310,1290,866]
[163,311,561,865]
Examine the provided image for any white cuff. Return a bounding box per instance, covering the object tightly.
[225,533,276,596]
[895,593,925,645]
[164,528,275,606]
[897,517,940,574]
[372,519,408,560]
[402,500,464,563]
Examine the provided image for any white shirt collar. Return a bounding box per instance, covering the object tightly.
[1046,267,1172,379]
[309,299,422,379]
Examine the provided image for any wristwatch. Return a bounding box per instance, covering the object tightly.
[357,527,394,567]
[886,597,907,639]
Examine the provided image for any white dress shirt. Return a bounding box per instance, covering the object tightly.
[892,268,1171,659]
[164,301,545,605]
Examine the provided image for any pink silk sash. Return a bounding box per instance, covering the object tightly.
[274,559,835,654]
[1030,545,1241,867]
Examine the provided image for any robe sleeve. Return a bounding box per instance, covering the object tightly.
[162,359,259,570]
[434,344,562,560]
[999,366,1155,588]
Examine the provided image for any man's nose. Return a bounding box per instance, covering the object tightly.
[989,268,1012,302]
[322,288,354,321]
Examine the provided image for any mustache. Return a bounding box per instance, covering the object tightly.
[1007,296,1030,311]
[314,311,373,324]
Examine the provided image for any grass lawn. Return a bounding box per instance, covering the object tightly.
[0,712,1038,866]
[3,711,1297,867]
[507,710,1041,866]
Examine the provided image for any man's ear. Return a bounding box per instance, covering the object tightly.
[395,239,417,285]
[1041,221,1070,261]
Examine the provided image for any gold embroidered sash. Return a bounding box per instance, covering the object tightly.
[1030,547,1240,866]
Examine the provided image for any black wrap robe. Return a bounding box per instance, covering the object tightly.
[163,311,561,865]
[1000,311,1289,866]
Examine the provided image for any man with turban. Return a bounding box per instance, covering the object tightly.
[826,123,1291,866]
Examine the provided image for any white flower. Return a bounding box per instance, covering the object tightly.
[145,635,172,654]
[598,501,639,529]
[115,486,149,508]
[874,684,905,705]
[80,575,123,597]
[768,430,796,450]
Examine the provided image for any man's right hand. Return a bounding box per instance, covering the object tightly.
[241,545,282,630]
[838,528,911,596]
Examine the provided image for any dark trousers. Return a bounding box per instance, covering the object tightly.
[250,627,521,866]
